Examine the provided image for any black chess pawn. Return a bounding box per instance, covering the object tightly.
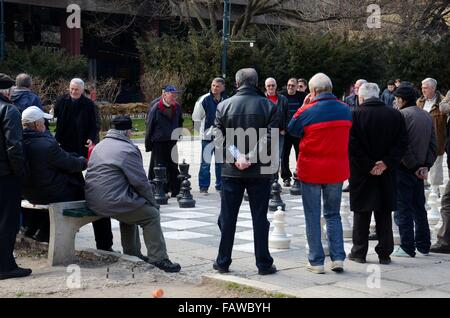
[269,179,286,211]
[178,160,196,208]
[290,171,302,196]
[153,165,169,205]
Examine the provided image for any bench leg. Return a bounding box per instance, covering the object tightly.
[48,202,100,266]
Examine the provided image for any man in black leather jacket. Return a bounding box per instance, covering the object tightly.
[0,73,32,280]
[212,68,278,276]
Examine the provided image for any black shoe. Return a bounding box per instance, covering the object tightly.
[379,257,391,265]
[150,259,181,273]
[98,247,121,253]
[32,229,49,243]
[343,185,350,192]
[348,253,366,264]
[0,267,32,280]
[368,233,378,241]
[213,262,229,273]
[137,254,150,262]
[283,179,291,187]
[430,244,450,254]
[258,265,277,276]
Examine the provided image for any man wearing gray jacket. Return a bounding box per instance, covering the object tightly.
[85,116,180,272]
[393,85,437,258]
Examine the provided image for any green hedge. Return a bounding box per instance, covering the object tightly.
[137,31,450,111]
[0,44,88,82]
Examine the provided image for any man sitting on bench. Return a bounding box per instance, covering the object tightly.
[21,106,114,249]
[85,116,181,273]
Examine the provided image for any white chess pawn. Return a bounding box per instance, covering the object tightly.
[269,206,291,249]
[340,196,352,238]
[392,212,401,245]
[428,191,441,226]
[321,217,330,256]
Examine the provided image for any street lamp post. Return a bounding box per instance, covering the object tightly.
[221,0,230,79]
[0,0,5,62]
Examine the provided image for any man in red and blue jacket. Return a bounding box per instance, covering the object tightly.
[288,73,352,274]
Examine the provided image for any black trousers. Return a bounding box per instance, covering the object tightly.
[351,211,394,259]
[0,175,21,272]
[280,134,299,181]
[216,177,273,271]
[148,141,181,196]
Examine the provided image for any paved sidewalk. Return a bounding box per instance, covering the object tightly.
[74,139,450,298]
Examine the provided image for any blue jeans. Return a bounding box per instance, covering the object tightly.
[216,177,273,271]
[394,168,431,256]
[302,182,346,266]
[199,140,222,190]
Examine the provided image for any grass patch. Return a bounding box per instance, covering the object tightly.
[15,291,26,298]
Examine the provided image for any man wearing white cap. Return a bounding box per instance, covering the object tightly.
[21,106,88,243]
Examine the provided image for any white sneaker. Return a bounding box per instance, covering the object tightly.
[331,261,344,273]
[392,247,413,257]
[306,264,325,274]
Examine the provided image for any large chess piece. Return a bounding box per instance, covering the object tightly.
[392,212,401,245]
[178,160,196,208]
[269,207,291,249]
[269,179,286,211]
[435,185,447,235]
[321,217,330,256]
[340,195,352,238]
[428,191,441,226]
[369,215,377,240]
[243,190,249,202]
[153,165,169,205]
[290,171,302,196]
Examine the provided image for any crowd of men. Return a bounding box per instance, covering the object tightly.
[1,68,450,281]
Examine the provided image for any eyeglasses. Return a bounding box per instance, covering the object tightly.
[287,84,296,87]
[299,85,306,88]
[266,84,276,87]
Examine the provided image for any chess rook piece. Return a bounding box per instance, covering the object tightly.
[290,171,302,196]
[153,165,169,205]
[269,206,291,249]
[178,159,196,208]
[269,179,285,211]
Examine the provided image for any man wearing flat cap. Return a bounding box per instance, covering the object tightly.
[0,73,32,280]
[86,116,181,273]
[145,85,184,197]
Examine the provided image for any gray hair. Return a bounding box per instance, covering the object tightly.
[265,77,277,86]
[70,78,85,89]
[16,73,32,88]
[359,83,380,100]
[309,73,333,94]
[212,77,225,86]
[110,128,131,137]
[422,78,437,89]
[22,117,44,129]
[235,68,258,87]
[356,79,368,86]
[0,88,11,96]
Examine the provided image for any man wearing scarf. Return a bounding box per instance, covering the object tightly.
[146,85,184,197]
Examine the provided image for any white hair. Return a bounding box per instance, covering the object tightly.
[422,78,437,88]
[265,77,277,86]
[309,73,333,94]
[22,117,44,128]
[70,78,85,89]
[356,79,368,86]
[359,83,380,100]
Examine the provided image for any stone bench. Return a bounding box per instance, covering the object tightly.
[21,200,101,266]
